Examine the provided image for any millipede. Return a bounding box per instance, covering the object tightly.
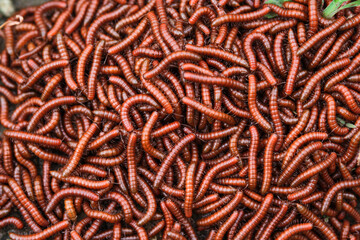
[1,0,360,238]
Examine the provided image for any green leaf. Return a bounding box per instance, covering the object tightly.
[337,117,346,125]
[264,0,291,18]
[264,0,281,6]
[339,0,360,10]
[346,123,357,128]
[265,12,278,18]
[323,0,360,18]
[264,0,290,7]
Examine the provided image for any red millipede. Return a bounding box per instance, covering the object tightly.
[50,171,110,190]
[120,94,161,132]
[254,21,280,33]
[86,5,131,45]
[291,152,337,187]
[34,1,67,38]
[261,134,277,195]
[196,157,240,201]
[337,35,360,59]
[83,201,122,223]
[309,34,337,69]
[277,207,297,228]
[153,134,196,189]
[322,94,350,135]
[147,11,171,56]
[47,7,72,39]
[7,178,49,227]
[83,0,100,26]
[259,204,288,240]
[301,58,351,102]
[214,211,239,240]
[283,132,328,168]
[0,217,24,229]
[266,4,307,21]
[184,160,196,218]
[76,44,93,92]
[182,97,235,125]
[88,127,120,150]
[108,18,148,55]
[297,204,338,240]
[137,176,157,225]
[212,7,271,26]
[223,96,251,120]
[243,32,271,71]
[197,191,243,227]
[278,142,323,185]
[321,29,353,66]
[4,130,62,147]
[234,194,273,240]
[287,174,318,201]
[248,126,259,190]
[9,220,69,240]
[276,223,313,240]
[3,185,42,232]
[185,44,249,68]
[301,192,325,204]
[27,96,76,132]
[298,16,346,55]
[184,72,246,90]
[141,60,174,114]
[144,51,202,79]
[21,168,34,201]
[325,55,360,91]
[103,191,132,224]
[0,65,24,84]
[160,201,174,238]
[321,179,360,215]
[248,75,272,131]
[87,40,105,101]
[127,132,138,194]
[285,29,300,95]
[115,0,155,31]
[60,123,98,177]
[165,199,198,240]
